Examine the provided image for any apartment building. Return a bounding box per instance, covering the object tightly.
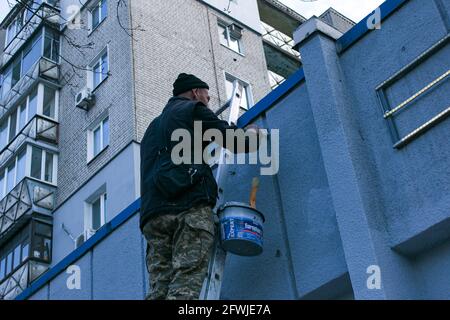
[258,0,355,89]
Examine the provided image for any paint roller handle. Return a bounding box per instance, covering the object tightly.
[249,177,260,209]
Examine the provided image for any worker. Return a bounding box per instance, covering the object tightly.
[140,73,259,300]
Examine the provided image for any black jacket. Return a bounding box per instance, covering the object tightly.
[140,96,242,230]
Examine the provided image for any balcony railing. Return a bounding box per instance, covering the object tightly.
[0,115,59,170]
[0,58,59,119]
[2,3,60,68]
[0,257,49,300]
[261,22,300,58]
[0,178,55,243]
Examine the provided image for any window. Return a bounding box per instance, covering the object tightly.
[21,243,29,262]
[13,245,21,269]
[218,22,243,53]
[4,8,25,46]
[43,86,56,118]
[22,34,43,75]
[6,162,16,193]
[32,223,52,262]
[0,258,5,282]
[43,28,60,62]
[6,22,17,46]
[16,150,26,184]
[3,149,26,195]
[30,146,55,183]
[6,252,12,275]
[90,193,107,231]
[28,87,38,121]
[31,147,42,180]
[1,27,59,101]
[0,85,57,152]
[0,146,55,200]
[90,0,108,31]
[88,117,109,161]
[89,49,109,90]
[225,74,252,110]
[0,220,45,282]
[0,121,7,150]
[8,110,17,143]
[25,0,43,23]
[0,171,4,200]
[19,102,27,131]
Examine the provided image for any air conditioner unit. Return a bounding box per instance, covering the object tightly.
[229,24,243,39]
[75,233,85,249]
[75,87,95,110]
[74,229,96,248]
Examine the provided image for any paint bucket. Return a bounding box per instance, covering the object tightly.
[218,201,265,256]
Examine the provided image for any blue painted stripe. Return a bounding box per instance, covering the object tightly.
[16,198,141,300]
[237,68,305,128]
[336,0,410,53]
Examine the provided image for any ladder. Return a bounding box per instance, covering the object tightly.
[200,80,244,300]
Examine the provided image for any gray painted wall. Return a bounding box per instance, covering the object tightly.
[52,143,140,266]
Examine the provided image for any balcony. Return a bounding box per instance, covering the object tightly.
[262,22,300,58]
[2,2,60,68]
[0,259,49,300]
[0,178,55,244]
[0,58,60,119]
[0,115,58,170]
[0,217,52,300]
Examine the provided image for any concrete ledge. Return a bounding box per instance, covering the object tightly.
[300,272,353,300]
[293,17,343,50]
[393,216,450,257]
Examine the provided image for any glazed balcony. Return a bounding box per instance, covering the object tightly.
[0,115,58,170]
[2,1,60,68]
[0,218,52,300]
[0,178,55,244]
[0,57,60,120]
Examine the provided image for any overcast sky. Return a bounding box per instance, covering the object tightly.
[0,0,385,26]
[280,0,385,22]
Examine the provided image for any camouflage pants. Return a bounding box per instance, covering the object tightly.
[142,204,215,300]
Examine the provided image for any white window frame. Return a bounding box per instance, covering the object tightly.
[1,26,60,102]
[5,20,17,47]
[224,72,254,111]
[0,84,59,151]
[84,186,107,239]
[87,115,109,162]
[26,144,58,186]
[218,22,244,54]
[87,46,109,91]
[38,83,60,121]
[0,148,27,199]
[88,0,108,34]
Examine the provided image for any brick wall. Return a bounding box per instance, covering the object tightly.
[131,0,271,142]
[56,0,135,206]
[56,0,270,207]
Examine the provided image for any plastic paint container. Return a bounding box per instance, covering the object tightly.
[218,202,265,256]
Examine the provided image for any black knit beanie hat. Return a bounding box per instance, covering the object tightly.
[173,73,209,96]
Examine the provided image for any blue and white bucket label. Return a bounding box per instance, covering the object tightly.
[220,217,264,247]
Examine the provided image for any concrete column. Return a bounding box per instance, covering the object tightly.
[294,17,417,299]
